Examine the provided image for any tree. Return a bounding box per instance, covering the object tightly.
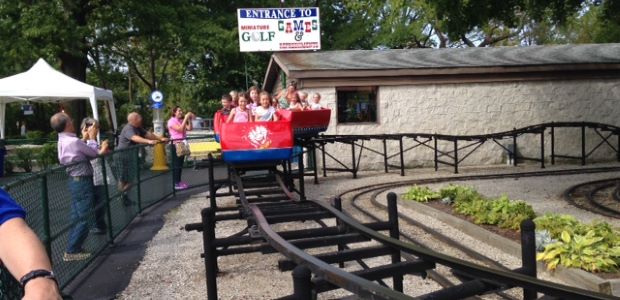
[425,0,620,47]
[522,1,620,44]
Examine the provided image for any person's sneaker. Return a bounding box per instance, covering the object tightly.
[179,181,189,189]
[63,251,91,262]
[175,183,187,190]
[90,228,106,235]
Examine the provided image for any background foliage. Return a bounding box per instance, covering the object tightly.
[1,0,619,136]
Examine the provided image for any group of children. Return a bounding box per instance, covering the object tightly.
[220,84,323,123]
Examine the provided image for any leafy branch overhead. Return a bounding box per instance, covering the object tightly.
[2,0,620,136]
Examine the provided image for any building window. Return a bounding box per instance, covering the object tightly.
[336,87,378,124]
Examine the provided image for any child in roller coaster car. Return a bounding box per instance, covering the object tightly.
[255,91,279,122]
[287,92,304,112]
[310,92,322,110]
[227,93,253,123]
[229,90,239,107]
[247,85,260,113]
[219,94,233,117]
[298,91,309,110]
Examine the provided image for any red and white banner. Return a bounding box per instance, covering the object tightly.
[220,121,293,151]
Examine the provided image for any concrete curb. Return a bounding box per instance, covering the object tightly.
[399,199,620,296]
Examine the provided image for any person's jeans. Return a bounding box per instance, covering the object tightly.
[66,177,95,253]
[172,147,186,184]
[92,185,107,230]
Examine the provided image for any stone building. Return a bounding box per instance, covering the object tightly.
[262,44,620,169]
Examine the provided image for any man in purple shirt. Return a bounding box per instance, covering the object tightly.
[50,112,107,262]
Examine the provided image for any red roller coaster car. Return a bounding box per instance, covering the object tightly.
[214,109,331,164]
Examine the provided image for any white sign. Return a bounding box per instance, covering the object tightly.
[151,90,164,103]
[237,7,321,52]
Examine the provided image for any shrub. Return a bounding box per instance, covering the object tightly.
[25,130,46,144]
[402,185,440,202]
[535,214,620,272]
[48,131,58,141]
[491,197,536,230]
[452,191,536,231]
[534,214,584,237]
[37,143,58,169]
[537,229,620,272]
[14,148,35,173]
[440,184,482,204]
[535,230,556,252]
[4,158,14,175]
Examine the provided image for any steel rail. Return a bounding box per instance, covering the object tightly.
[193,163,620,299]
[345,184,493,299]
[307,199,615,300]
[306,122,619,176]
[248,203,415,300]
[313,122,620,142]
[564,178,620,218]
[347,184,517,300]
[242,166,620,299]
[587,180,620,216]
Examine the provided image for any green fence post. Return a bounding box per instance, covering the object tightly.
[40,172,52,257]
[100,155,114,242]
[135,148,142,213]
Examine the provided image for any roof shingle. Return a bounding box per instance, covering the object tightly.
[273,44,620,71]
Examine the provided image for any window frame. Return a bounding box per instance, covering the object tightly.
[335,86,379,125]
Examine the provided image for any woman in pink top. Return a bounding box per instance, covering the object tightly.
[167,106,194,190]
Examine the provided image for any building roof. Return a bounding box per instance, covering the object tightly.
[263,44,620,89]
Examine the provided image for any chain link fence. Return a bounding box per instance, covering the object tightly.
[0,143,181,292]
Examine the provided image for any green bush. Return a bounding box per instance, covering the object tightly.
[402,185,440,202]
[450,189,536,231]
[14,148,35,172]
[25,130,47,144]
[440,184,482,203]
[37,143,58,169]
[534,214,584,237]
[537,228,620,272]
[535,214,620,272]
[4,158,14,175]
[48,131,58,141]
[198,99,222,118]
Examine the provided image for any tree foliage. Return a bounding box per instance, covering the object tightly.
[1,0,620,136]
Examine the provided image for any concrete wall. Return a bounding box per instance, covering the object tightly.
[299,79,620,170]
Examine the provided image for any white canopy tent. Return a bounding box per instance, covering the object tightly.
[0,58,118,139]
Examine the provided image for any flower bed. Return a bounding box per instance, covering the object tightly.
[401,184,620,274]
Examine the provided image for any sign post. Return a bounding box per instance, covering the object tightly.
[151,90,165,136]
[150,90,168,171]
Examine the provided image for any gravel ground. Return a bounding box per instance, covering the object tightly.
[118,162,620,299]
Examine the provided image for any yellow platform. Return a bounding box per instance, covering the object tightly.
[189,141,221,159]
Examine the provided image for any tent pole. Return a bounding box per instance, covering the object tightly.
[108,100,118,133]
[0,102,5,139]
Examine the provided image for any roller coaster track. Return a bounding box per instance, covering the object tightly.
[186,164,620,299]
[299,121,620,178]
[316,122,620,141]
[565,178,620,218]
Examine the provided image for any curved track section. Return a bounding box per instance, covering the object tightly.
[236,168,617,300]
[344,184,516,300]
[564,178,620,218]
